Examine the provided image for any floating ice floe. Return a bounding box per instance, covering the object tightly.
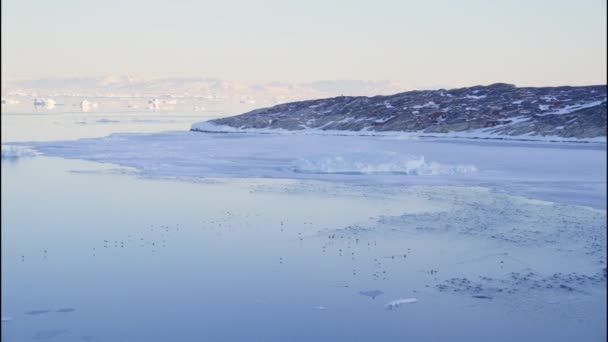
[292,152,477,176]
[148,98,176,110]
[20,130,607,208]
[1,145,39,159]
[1,98,19,105]
[385,298,418,310]
[33,98,56,109]
[148,98,161,110]
[80,99,99,112]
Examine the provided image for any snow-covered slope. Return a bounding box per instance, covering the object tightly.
[192,83,607,140]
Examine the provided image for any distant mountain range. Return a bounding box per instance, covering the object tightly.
[1,76,405,104]
[193,83,607,140]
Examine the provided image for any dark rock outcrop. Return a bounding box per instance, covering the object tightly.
[193,83,607,139]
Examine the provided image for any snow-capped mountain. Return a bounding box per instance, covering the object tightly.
[194,83,607,140]
[1,76,404,103]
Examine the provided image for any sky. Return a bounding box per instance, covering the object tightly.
[1,0,606,88]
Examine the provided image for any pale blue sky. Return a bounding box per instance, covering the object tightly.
[1,0,606,87]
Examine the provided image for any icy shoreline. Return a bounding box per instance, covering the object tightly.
[4,128,605,209]
[191,121,608,144]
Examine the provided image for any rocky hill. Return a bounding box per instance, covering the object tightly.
[193,83,607,140]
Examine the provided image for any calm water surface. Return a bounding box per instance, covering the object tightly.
[1,156,606,341]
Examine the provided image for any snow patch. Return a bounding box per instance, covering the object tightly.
[540,95,557,102]
[412,101,438,109]
[374,116,395,124]
[538,100,606,116]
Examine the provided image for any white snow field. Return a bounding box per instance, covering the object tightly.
[10,129,606,209]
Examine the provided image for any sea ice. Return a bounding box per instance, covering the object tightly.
[33,98,56,109]
[80,99,99,112]
[385,298,418,310]
[291,152,477,175]
[1,145,39,159]
[12,130,607,208]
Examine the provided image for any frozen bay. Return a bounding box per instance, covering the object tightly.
[9,130,607,209]
[1,113,606,341]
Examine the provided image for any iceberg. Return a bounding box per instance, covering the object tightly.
[33,98,56,109]
[80,99,99,112]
